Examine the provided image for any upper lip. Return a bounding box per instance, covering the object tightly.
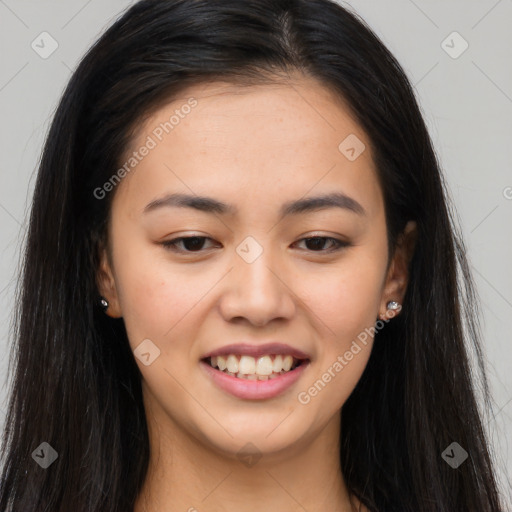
[202,342,311,361]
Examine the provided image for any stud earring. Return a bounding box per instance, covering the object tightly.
[386,300,401,311]
[377,300,402,321]
[99,297,109,311]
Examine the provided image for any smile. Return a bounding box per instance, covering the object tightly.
[200,354,310,400]
[207,354,303,380]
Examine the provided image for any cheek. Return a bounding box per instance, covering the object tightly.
[295,252,385,414]
[302,252,385,339]
[111,239,205,351]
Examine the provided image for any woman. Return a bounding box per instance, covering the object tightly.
[0,0,505,510]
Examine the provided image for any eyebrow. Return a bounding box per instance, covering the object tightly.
[143,191,366,218]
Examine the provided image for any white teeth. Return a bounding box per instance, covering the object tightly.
[235,372,278,381]
[272,355,283,373]
[217,355,227,371]
[255,355,273,376]
[239,355,256,374]
[282,355,293,372]
[226,355,239,373]
[207,353,305,379]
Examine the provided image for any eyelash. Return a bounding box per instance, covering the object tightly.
[161,236,350,254]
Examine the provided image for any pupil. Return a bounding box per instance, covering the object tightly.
[185,237,204,251]
[307,238,325,251]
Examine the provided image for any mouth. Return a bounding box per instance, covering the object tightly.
[199,352,311,400]
[201,354,308,381]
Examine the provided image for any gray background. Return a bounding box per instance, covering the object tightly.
[0,0,511,506]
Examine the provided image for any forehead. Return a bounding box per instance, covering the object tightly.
[134,77,363,151]
[114,78,383,221]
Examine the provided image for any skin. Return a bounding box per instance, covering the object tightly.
[97,73,417,512]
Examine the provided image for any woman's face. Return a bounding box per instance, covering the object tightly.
[98,76,414,460]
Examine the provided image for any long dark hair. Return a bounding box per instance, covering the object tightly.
[0,0,505,510]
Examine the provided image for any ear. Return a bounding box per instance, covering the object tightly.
[378,220,417,320]
[96,242,123,318]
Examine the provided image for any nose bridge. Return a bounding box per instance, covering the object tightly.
[219,234,296,324]
[235,234,283,297]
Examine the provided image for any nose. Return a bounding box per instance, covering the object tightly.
[218,244,296,327]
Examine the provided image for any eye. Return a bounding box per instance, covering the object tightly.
[161,236,217,253]
[161,235,349,254]
[293,236,350,253]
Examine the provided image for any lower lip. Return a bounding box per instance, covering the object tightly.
[199,360,310,400]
